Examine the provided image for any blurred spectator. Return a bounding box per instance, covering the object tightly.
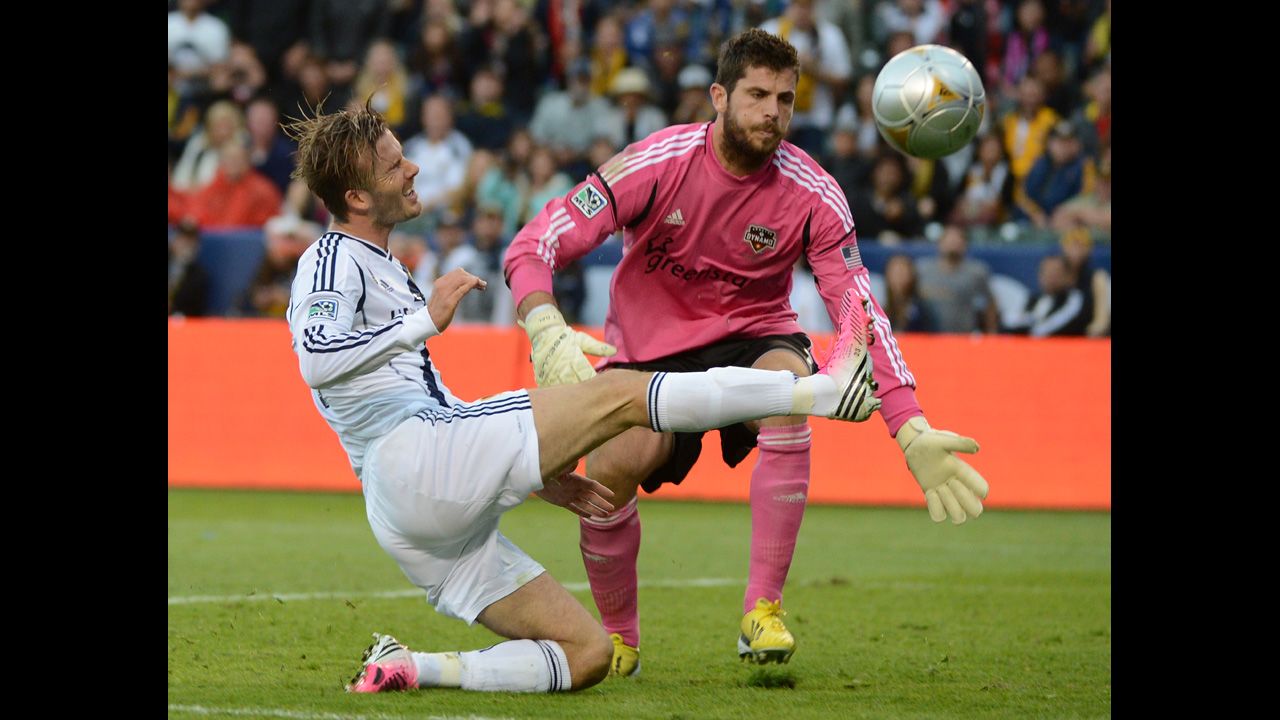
[456,203,516,324]
[529,57,617,168]
[459,0,542,120]
[168,219,210,317]
[823,115,873,208]
[874,0,946,46]
[947,0,990,87]
[850,152,923,244]
[172,101,249,193]
[601,67,669,148]
[1058,228,1111,337]
[1014,120,1094,228]
[225,0,310,87]
[883,254,937,332]
[478,130,533,236]
[415,210,477,290]
[790,255,834,333]
[209,41,268,106]
[169,168,189,226]
[238,215,320,318]
[402,94,474,227]
[1070,65,1110,159]
[168,0,230,101]
[455,68,516,151]
[353,39,413,132]
[916,225,998,333]
[309,0,391,102]
[906,155,955,228]
[830,74,882,160]
[1051,142,1110,237]
[625,0,698,73]
[821,0,871,72]
[389,231,435,280]
[1000,0,1053,98]
[1006,255,1088,337]
[670,63,716,125]
[1044,0,1094,79]
[169,63,203,158]
[1031,49,1081,119]
[521,146,575,224]
[1083,0,1111,74]
[950,133,1014,227]
[760,0,852,156]
[246,97,296,194]
[590,14,630,98]
[649,40,687,117]
[1001,76,1059,184]
[408,18,465,102]
[186,143,284,229]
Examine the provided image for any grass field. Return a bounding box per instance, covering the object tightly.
[168,489,1110,719]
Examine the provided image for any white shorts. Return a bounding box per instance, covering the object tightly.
[361,390,547,624]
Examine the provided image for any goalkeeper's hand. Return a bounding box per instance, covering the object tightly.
[519,304,617,386]
[896,416,990,525]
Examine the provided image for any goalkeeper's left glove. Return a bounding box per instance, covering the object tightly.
[896,416,990,525]
[519,304,617,387]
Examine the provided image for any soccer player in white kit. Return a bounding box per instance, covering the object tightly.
[282,101,892,694]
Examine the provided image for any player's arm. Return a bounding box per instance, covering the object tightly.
[808,217,988,524]
[289,245,482,389]
[503,163,654,385]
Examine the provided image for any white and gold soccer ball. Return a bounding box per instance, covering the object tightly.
[871,44,986,160]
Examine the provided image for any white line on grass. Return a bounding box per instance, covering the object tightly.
[168,577,740,605]
[167,704,510,720]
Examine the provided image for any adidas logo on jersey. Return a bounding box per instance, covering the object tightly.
[664,208,685,226]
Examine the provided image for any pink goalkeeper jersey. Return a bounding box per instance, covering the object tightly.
[504,122,922,434]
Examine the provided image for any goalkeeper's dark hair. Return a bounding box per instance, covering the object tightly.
[714,28,800,96]
[282,96,389,223]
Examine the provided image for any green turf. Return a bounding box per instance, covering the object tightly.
[168,489,1110,719]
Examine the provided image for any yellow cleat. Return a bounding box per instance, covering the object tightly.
[737,598,796,665]
[609,633,640,677]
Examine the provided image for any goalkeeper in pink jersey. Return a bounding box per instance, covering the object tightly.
[503,29,989,675]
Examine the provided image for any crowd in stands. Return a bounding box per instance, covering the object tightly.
[169,0,1110,337]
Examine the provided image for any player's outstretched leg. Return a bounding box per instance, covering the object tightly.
[347,574,612,693]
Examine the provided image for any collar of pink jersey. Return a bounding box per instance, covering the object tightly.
[701,121,778,189]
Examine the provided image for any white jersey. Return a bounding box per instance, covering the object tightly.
[287,230,460,479]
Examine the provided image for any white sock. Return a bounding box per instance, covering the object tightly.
[416,639,571,692]
[412,650,463,688]
[647,367,802,432]
[790,374,841,417]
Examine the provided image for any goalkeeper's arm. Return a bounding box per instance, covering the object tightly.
[517,291,616,387]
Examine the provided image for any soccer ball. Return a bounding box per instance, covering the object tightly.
[871,44,986,160]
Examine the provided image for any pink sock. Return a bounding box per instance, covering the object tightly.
[745,424,812,613]
[579,497,641,647]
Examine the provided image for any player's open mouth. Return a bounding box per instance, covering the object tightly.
[404,189,417,200]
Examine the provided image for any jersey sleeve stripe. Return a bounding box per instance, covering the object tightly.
[600,127,704,183]
[772,160,853,234]
[605,135,704,187]
[853,274,914,385]
[774,150,854,231]
[301,320,402,353]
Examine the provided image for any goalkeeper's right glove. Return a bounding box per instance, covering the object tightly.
[896,416,990,525]
[519,304,617,387]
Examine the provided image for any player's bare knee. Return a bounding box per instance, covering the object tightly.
[570,630,614,689]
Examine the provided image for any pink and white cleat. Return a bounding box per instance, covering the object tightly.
[820,289,881,422]
[346,633,419,693]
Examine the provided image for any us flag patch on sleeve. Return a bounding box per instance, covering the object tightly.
[840,244,863,270]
